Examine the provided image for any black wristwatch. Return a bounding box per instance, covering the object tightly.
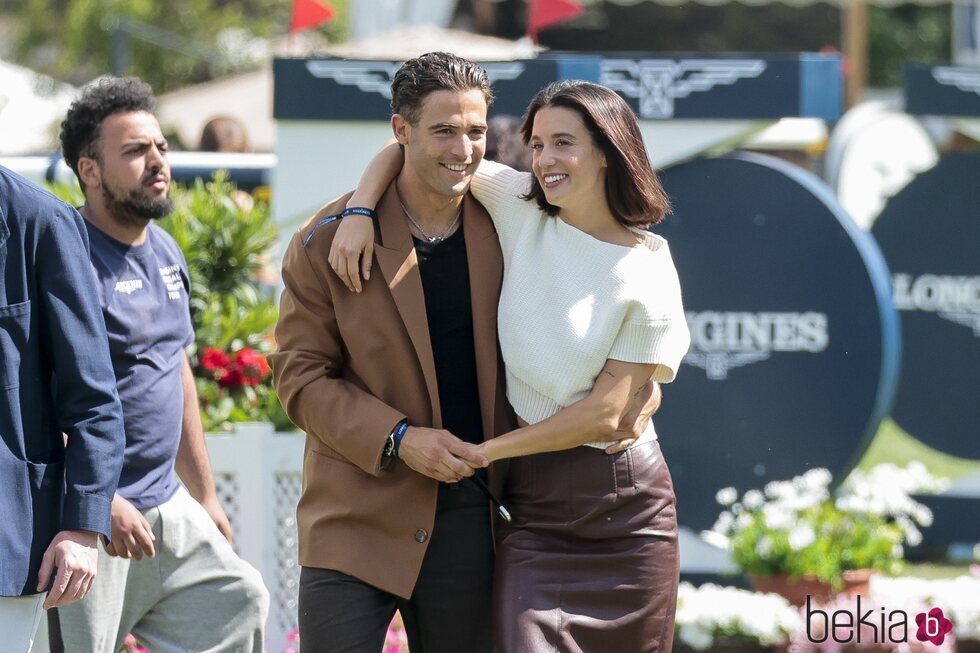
[381,419,408,471]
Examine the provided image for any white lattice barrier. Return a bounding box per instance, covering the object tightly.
[205,423,304,653]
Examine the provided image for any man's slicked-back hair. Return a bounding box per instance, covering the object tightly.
[60,76,157,181]
[390,52,494,125]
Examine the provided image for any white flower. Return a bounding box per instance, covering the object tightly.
[678,624,713,650]
[756,535,774,558]
[743,489,765,510]
[764,480,795,500]
[788,524,816,551]
[674,583,801,647]
[700,529,731,550]
[912,503,934,527]
[802,467,833,491]
[710,510,735,535]
[716,487,738,506]
[763,504,794,531]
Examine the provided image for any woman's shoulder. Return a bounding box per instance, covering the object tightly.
[633,228,668,253]
[475,159,534,195]
[626,230,679,269]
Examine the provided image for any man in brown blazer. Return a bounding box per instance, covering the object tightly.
[271,53,506,653]
[272,52,660,653]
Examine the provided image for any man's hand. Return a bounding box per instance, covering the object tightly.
[398,427,488,483]
[198,494,234,544]
[37,530,99,609]
[104,494,155,559]
[605,380,663,455]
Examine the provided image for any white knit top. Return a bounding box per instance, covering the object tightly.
[471,160,691,448]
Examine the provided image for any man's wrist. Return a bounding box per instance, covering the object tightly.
[381,419,410,470]
[392,420,409,458]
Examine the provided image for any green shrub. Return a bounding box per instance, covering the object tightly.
[51,173,292,432]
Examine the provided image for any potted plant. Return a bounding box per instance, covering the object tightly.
[159,173,291,432]
[674,582,802,652]
[49,173,290,432]
[702,464,947,605]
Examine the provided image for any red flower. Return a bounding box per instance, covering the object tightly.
[234,348,270,386]
[217,368,244,389]
[200,347,230,372]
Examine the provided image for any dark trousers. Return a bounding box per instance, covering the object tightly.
[298,482,493,653]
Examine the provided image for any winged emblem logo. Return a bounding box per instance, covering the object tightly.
[305,61,526,100]
[932,67,980,97]
[683,351,770,381]
[601,59,767,119]
[938,311,980,337]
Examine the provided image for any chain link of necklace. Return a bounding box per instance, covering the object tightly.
[400,202,461,243]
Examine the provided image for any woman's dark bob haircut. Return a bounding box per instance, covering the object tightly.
[520,80,671,228]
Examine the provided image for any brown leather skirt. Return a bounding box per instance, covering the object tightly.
[493,439,679,653]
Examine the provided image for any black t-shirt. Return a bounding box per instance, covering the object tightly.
[413,226,484,445]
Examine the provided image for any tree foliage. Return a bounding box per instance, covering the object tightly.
[868,5,951,87]
[5,0,349,92]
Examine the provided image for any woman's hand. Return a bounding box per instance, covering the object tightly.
[328,214,375,293]
[604,380,662,455]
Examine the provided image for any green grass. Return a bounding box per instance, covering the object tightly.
[903,562,976,580]
[856,418,980,482]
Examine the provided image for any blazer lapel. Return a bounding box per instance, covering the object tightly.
[374,185,442,428]
[462,194,504,442]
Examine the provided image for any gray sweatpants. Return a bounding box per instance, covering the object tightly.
[56,487,269,653]
[0,594,44,652]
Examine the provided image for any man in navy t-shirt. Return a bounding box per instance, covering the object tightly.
[51,76,269,653]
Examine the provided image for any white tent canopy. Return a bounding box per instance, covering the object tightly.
[0,59,78,155]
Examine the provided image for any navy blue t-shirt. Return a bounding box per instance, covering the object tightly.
[85,221,194,510]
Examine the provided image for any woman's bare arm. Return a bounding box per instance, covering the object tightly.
[476,360,664,463]
[328,140,402,292]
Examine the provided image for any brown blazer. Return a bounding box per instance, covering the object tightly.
[270,182,511,598]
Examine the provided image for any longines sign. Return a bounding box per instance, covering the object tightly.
[892,274,980,335]
[872,153,980,459]
[905,63,980,117]
[273,56,602,120]
[273,53,842,122]
[655,153,899,531]
[684,311,830,380]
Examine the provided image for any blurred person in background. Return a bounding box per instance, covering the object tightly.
[199,115,251,153]
[485,114,532,172]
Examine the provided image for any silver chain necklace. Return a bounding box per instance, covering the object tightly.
[400,202,461,243]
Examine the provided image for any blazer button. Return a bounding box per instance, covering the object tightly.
[414,529,428,543]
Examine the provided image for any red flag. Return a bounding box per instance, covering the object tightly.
[290,0,335,33]
[527,0,583,41]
